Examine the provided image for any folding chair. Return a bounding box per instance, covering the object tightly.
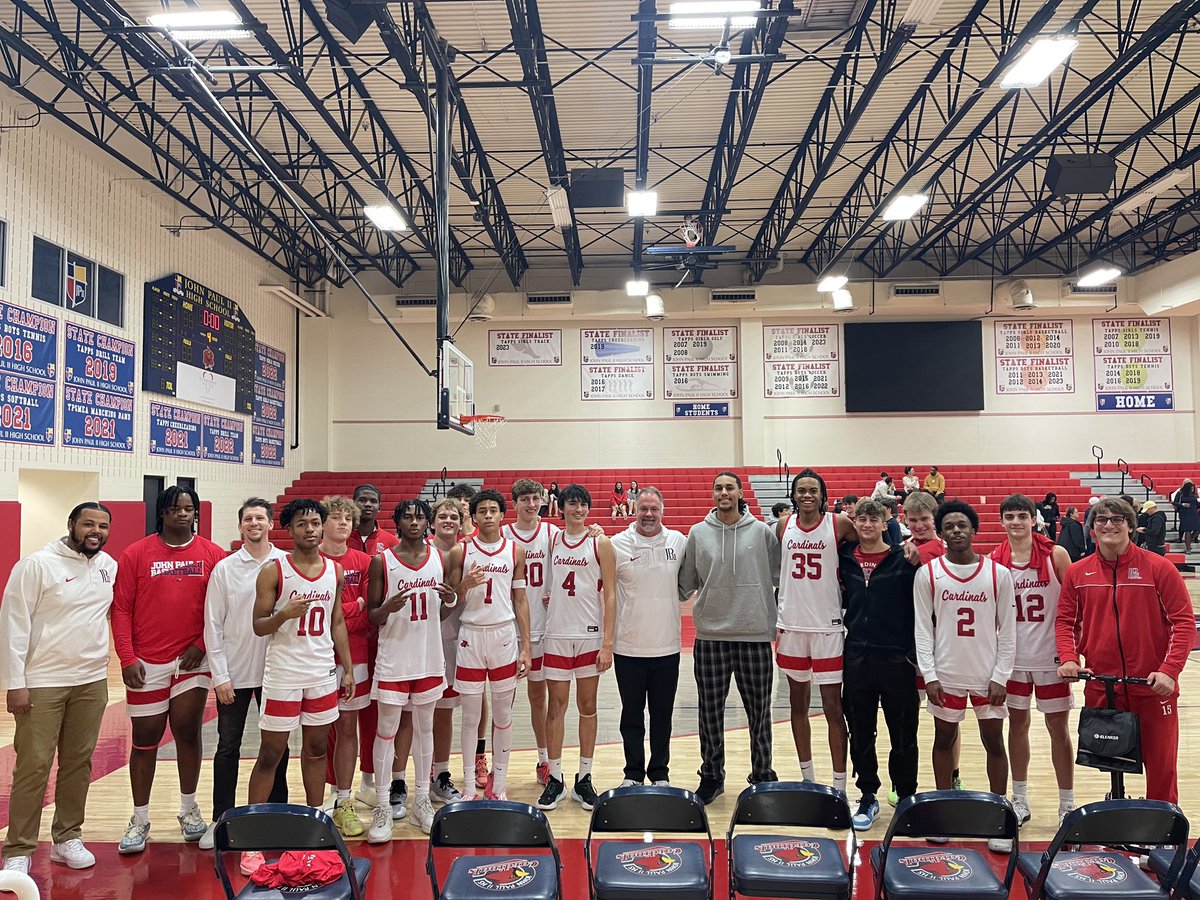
[727,781,855,899]
[427,799,562,899]
[212,804,370,900]
[586,785,714,899]
[1149,839,1200,899]
[870,790,1019,899]
[1018,800,1189,899]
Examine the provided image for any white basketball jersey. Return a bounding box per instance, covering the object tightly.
[777,513,843,632]
[1009,561,1062,672]
[375,546,446,681]
[926,557,1006,691]
[502,520,559,640]
[546,531,603,639]
[263,555,339,689]
[460,538,517,627]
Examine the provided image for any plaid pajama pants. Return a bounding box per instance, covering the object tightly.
[693,639,777,784]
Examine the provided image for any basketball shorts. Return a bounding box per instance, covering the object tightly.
[543,636,602,681]
[455,622,520,694]
[927,687,1010,723]
[1006,670,1074,714]
[260,678,340,732]
[126,657,211,717]
[776,630,844,685]
[372,674,445,707]
[336,662,372,712]
[527,637,546,683]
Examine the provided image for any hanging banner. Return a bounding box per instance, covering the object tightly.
[62,385,134,452]
[763,324,838,361]
[201,414,245,464]
[0,374,55,445]
[0,301,57,381]
[253,382,285,429]
[1093,318,1173,411]
[254,342,286,389]
[252,424,286,468]
[581,364,654,400]
[664,363,738,399]
[664,327,738,363]
[996,357,1074,394]
[764,360,840,398]
[149,402,202,459]
[1095,355,1172,393]
[1093,318,1171,356]
[994,320,1073,358]
[489,330,562,366]
[581,328,654,365]
[64,322,136,396]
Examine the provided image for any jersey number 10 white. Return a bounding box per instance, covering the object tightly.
[297,605,326,637]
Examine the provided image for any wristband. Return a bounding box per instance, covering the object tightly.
[512,578,528,589]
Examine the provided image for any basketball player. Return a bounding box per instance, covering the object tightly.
[914,500,1016,853]
[990,494,1075,825]
[319,497,375,838]
[250,500,355,832]
[445,490,532,801]
[776,468,854,792]
[111,486,226,855]
[537,484,616,812]
[349,484,399,555]
[200,499,289,849]
[427,499,465,805]
[503,479,560,786]
[445,483,486,786]
[365,499,454,842]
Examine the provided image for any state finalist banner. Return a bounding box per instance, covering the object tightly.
[994,320,1074,395]
[201,414,245,464]
[1093,318,1173,411]
[64,322,136,396]
[664,326,738,400]
[581,364,655,400]
[489,330,562,366]
[763,324,840,398]
[0,301,57,381]
[62,385,134,452]
[149,402,202,459]
[580,328,654,365]
[252,425,285,468]
[0,374,55,445]
[665,363,738,399]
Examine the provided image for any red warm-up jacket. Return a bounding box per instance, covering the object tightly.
[1055,542,1195,695]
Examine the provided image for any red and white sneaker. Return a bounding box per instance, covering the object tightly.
[536,762,550,786]
[485,787,508,801]
[474,754,489,789]
[240,851,266,876]
[458,790,480,802]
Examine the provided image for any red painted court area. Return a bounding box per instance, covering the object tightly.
[14,837,1060,899]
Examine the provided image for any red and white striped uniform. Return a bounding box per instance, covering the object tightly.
[263,555,339,690]
[372,546,446,706]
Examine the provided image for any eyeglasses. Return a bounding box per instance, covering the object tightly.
[1092,516,1128,527]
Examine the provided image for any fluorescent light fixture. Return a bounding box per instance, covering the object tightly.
[881,193,929,221]
[817,274,848,292]
[146,10,251,40]
[1112,168,1191,215]
[1076,264,1121,287]
[626,190,659,217]
[363,204,407,232]
[901,0,944,25]
[1000,36,1079,89]
[546,186,572,230]
[626,279,650,297]
[832,289,855,312]
[668,1,761,30]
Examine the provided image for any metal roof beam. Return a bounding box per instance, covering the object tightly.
[503,0,583,285]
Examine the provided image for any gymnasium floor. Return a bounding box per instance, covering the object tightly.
[2,593,1197,898]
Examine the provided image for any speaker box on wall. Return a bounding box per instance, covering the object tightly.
[569,168,626,208]
[1044,153,1117,196]
[324,0,375,44]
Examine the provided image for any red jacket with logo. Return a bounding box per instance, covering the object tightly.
[1054,542,1194,694]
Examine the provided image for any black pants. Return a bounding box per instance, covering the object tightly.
[213,686,289,820]
[693,639,776,785]
[842,651,919,799]
[614,653,680,783]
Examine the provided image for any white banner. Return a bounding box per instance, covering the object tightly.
[764,360,840,398]
[581,328,654,365]
[764,324,839,361]
[1092,318,1171,356]
[665,362,738,399]
[994,320,1074,357]
[582,364,654,400]
[488,329,562,366]
[1095,355,1173,393]
[996,356,1074,394]
[664,326,738,363]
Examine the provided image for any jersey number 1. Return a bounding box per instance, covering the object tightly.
[297,604,326,637]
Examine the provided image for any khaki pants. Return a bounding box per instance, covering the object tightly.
[4,679,108,859]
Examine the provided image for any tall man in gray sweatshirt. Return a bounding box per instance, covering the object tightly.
[679,471,782,804]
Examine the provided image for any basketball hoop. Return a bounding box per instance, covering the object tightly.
[461,414,507,450]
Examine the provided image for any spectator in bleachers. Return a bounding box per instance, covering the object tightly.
[629,479,640,499]
[547,481,562,519]
[901,466,920,499]
[839,495,859,518]
[610,481,629,521]
[1038,493,1060,541]
[1083,497,1101,556]
[880,498,902,546]
[765,502,790,528]
[1172,479,1198,552]
[872,472,893,500]
[1139,501,1168,555]
[923,466,945,501]
[1056,507,1086,561]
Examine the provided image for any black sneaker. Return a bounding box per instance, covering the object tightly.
[390,778,407,807]
[537,775,565,811]
[695,778,724,805]
[572,774,598,811]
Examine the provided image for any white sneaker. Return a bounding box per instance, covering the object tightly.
[367,805,393,844]
[3,856,30,875]
[619,779,641,788]
[50,839,95,869]
[411,795,435,835]
[1059,804,1076,825]
[652,780,672,787]
[988,838,1014,854]
[927,836,950,844]
[1011,795,1031,825]
[390,796,407,821]
[198,822,217,851]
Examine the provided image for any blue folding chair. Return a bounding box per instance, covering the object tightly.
[1018,800,1189,899]
[427,799,562,900]
[870,790,1019,899]
[586,785,714,899]
[727,781,855,899]
[1149,838,1200,899]
[212,804,369,900]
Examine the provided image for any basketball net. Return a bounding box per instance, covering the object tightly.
[681,216,701,248]
[463,415,506,450]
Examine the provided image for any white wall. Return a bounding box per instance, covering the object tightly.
[0,91,302,547]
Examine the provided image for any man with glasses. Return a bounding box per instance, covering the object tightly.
[1056,497,1195,803]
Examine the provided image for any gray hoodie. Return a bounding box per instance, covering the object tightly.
[678,509,781,643]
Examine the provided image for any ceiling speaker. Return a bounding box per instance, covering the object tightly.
[569,168,625,208]
[324,0,374,44]
[1044,153,1116,197]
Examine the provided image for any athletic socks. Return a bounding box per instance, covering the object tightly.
[832,771,847,794]
[799,760,815,783]
[393,769,407,784]
[134,805,150,826]
[179,793,197,815]
[537,747,549,765]
[359,772,374,790]
[336,789,350,802]
[434,759,450,777]
[549,758,563,782]
[1012,780,1028,799]
[1059,789,1075,809]
[578,757,593,779]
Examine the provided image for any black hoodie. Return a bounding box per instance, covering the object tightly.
[838,541,918,659]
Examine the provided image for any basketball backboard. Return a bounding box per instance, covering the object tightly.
[437,340,475,434]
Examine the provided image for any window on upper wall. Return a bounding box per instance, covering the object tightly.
[0,219,8,288]
[30,236,125,326]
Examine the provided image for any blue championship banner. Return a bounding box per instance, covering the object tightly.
[253,342,286,432]
[62,385,134,451]
[149,402,202,459]
[201,414,244,464]
[0,301,57,381]
[0,374,55,445]
[252,424,285,468]
[253,382,285,428]
[64,322,136,396]
[255,342,285,388]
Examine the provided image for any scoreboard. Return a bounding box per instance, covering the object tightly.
[143,274,256,414]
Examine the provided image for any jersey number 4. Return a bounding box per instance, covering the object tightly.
[790,552,823,580]
[296,604,326,638]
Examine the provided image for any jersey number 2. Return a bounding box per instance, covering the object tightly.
[297,604,326,637]
[956,607,975,638]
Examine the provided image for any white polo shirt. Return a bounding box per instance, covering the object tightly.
[204,543,288,689]
[611,524,688,657]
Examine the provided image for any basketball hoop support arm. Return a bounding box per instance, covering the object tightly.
[436,65,452,381]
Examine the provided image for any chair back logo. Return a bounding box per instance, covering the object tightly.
[901,850,973,880]
[754,839,822,867]
[1053,855,1127,883]
[616,845,684,875]
[468,858,539,890]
